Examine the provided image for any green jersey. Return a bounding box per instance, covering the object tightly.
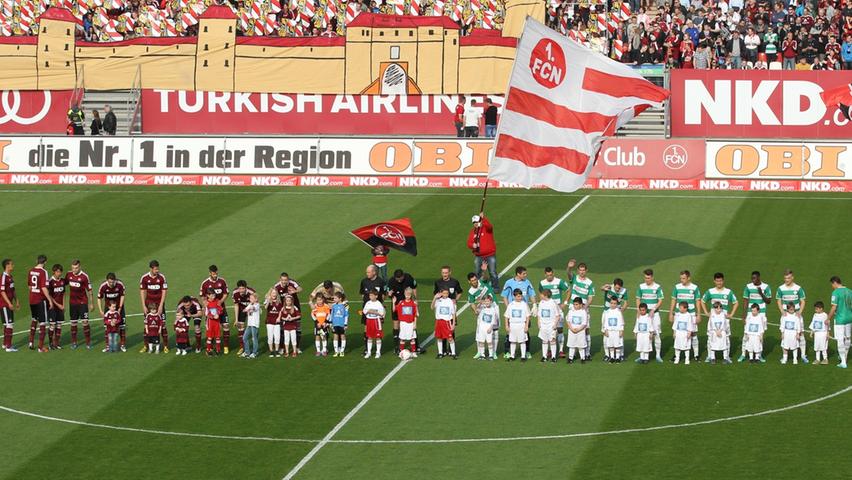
[569,276,595,304]
[702,288,737,313]
[742,282,771,313]
[775,283,805,311]
[539,277,570,303]
[831,286,852,325]
[636,282,664,311]
[468,283,494,305]
[604,286,629,308]
[671,283,701,314]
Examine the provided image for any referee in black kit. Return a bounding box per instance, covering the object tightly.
[433,266,462,355]
[359,265,385,354]
[387,269,417,353]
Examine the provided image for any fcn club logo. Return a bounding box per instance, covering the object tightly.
[0,91,52,125]
[374,224,405,246]
[663,144,688,170]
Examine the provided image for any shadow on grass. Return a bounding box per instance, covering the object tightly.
[531,235,708,274]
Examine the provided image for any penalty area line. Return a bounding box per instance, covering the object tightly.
[281,195,591,480]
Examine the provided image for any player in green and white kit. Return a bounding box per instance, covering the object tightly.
[669,270,701,363]
[775,269,808,363]
[636,269,664,362]
[828,276,852,368]
[602,278,628,359]
[567,261,595,359]
[468,273,494,359]
[700,272,738,362]
[740,271,771,363]
[539,266,570,356]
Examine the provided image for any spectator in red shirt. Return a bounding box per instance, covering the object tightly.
[467,212,498,289]
[454,95,466,138]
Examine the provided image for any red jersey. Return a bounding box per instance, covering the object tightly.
[144,313,162,336]
[266,300,283,324]
[281,305,300,330]
[139,272,168,305]
[454,103,464,123]
[174,317,190,340]
[199,277,229,303]
[273,280,301,301]
[205,299,223,323]
[98,280,126,309]
[176,297,202,318]
[27,266,49,304]
[64,271,92,306]
[48,276,66,307]
[104,311,121,333]
[0,272,15,308]
[372,246,388,266]
[394,299,418,323]
[232,287,257,315]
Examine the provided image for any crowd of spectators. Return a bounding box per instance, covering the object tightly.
[1,0,850,69]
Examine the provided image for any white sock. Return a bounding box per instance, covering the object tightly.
[510,343,517,359]
[654,334,662,358]
[376,340,381,356]
[793,349,798,362]
[520,341,526,358]
[438,341,444,356]
[800,342,807,358]
[692,336,699,357]
[315,340,321,352]
[579,348,586,360]
[341,339,346,352]
[641,352,647,360]
[366,340,372,356]
[541,343,548,359]
[477,343,485,357]
[783,350,788,362]
[333,338,339,352]
[839,341,849,365]
[815,350,821,362]
[569,347,575,360]
[557,333,564,352]
[675,350,681,363]
[550,342,557,359]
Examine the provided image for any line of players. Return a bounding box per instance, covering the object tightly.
[1,255,850,368]
[462,262,851,368]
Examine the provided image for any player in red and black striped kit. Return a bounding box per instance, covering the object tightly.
[273,272,303,352]
[65,259,94,350]
[27,255,55,352]
[199,265,229,354]
[232,279,255,356]
[139,260,168,353]
[176,296,203,353]
[97,273,126,351]
[47,264,66,349]
[1,259,20,352]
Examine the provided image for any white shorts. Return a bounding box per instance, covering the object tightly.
[745,333,763,353]
[708,330,728,351]
[565,330,586,348]
[781,330,799,350]
[813,331,828,352]
[604,331,623,348]
[508,323,526,343]
[399,321,416,341]
[538,323,556,342]
[475,321,494,343]
[266,324,280,344]
[651,312,662,333]
[834,324,851,347]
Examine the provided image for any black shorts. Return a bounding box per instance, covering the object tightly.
[48,308,64,324]
[314,324,328,336]
[70,304,89,321]
[1,307,13,325]
[332,326,346,335]
[145,335,160,344]
[193,318,202,327]
[30,301,49,324]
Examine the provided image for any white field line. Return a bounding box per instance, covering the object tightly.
[0,384,848,445]
[280,195,591,480]
[0,188,850,201]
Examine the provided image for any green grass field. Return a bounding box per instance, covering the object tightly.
[0,186,849,480]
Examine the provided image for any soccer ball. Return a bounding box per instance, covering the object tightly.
[399,349,412,360]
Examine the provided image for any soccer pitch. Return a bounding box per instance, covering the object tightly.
[0,186,849,480]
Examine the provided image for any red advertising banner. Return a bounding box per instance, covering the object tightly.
[0,90,75,134]
[141,90,504,136]
[670,70,852,139]
[590,138,705,180]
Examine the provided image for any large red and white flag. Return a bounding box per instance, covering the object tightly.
[489,19,669,192]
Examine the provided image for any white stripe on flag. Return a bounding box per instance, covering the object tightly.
[497,109,594,155]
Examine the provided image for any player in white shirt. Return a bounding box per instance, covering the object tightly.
[602,297,624,363]
[475,294,500,360]
[707,302,732,364]
[536,289,561,363]
[565,297,588,363]
[809,301,829,365]
[672,302,694,364]
[504,289,531,362]
[779,302,803,364]
[363,292,386,359]
[432,287,458,359]
[743,304,766,362]
[633,303,655,364]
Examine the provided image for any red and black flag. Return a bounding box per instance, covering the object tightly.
[350,218,418,256]
[820,83,852,122]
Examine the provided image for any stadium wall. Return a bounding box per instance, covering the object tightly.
[0,136,849,192]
